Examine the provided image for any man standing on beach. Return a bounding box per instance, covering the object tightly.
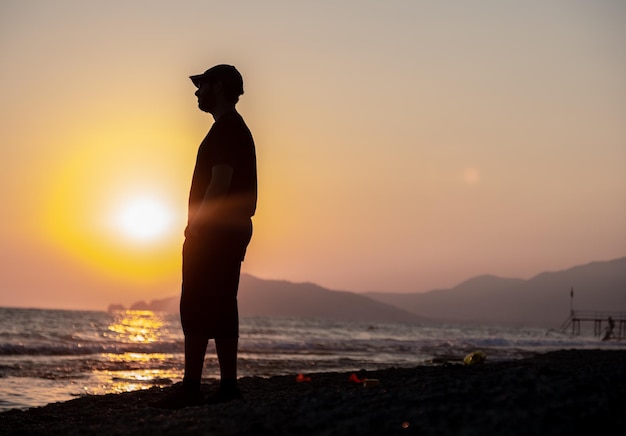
[152,64,257,409]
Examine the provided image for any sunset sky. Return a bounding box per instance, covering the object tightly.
[1,1,625,310]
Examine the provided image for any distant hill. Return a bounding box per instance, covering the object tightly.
[367,257,626,327]
[111,257,626,327]
[113,274,427,324]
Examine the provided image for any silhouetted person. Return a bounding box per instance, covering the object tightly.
[603,316,615,341]
[152,64,257,409]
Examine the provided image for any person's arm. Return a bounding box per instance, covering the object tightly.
[185,164,234,237]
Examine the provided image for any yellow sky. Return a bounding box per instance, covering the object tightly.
[1,1,625,310]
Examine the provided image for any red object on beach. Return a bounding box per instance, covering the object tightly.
[348,373,365,383]
[296,373,312,382]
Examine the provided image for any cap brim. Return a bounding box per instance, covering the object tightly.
[189,74,205,88]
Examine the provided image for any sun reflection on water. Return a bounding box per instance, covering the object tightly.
[86,368,182,396]
[107,310,166,343]
[84,310,184,396]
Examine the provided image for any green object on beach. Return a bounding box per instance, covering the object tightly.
[464,351,487,365]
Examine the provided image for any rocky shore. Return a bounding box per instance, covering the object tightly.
[1,350,624,435]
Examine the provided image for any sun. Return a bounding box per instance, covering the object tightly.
[115,197,174,242]
[38,128,191,282]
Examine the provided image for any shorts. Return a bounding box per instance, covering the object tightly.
[180,220,252,339]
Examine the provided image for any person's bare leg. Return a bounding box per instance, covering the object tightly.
[149,335,207,409]
[215,337,238,380]
[184,335,209,384]
[214,337,242,401]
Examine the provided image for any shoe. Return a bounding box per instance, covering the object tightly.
[207,386,243,404]
[148,386,205,410]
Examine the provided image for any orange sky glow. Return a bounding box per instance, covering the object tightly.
[1,1,625,310]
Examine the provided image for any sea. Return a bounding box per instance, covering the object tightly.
[1,307,624,412]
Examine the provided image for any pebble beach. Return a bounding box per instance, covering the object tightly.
[1,349,624,435]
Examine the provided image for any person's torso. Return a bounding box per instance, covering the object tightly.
[188,112,257,226]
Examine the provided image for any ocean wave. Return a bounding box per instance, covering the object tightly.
[0,341,183,356]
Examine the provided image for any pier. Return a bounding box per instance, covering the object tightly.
[560,310,626,340]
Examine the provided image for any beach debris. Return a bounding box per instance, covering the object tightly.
[296,373,312,382]
[348,373,366,384]
[463,350,487,366]
[363,379,380,388]
[348,373,380,387]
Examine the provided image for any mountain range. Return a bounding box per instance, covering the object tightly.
[368,257,626,327]
[113,256,626,328]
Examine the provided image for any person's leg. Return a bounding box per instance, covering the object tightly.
[213,337,242,402]
[180,238,210,392]
[184,335,209,385]
[210,225,249,402]
[213,248,242,387]
[148,335,208,409]
[215,337,238,380]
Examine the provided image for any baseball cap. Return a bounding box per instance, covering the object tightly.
[189,64,244,97]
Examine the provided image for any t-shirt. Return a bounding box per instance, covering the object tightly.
[188,111,257,227]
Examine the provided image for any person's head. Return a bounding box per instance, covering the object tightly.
[190,64,244,113]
